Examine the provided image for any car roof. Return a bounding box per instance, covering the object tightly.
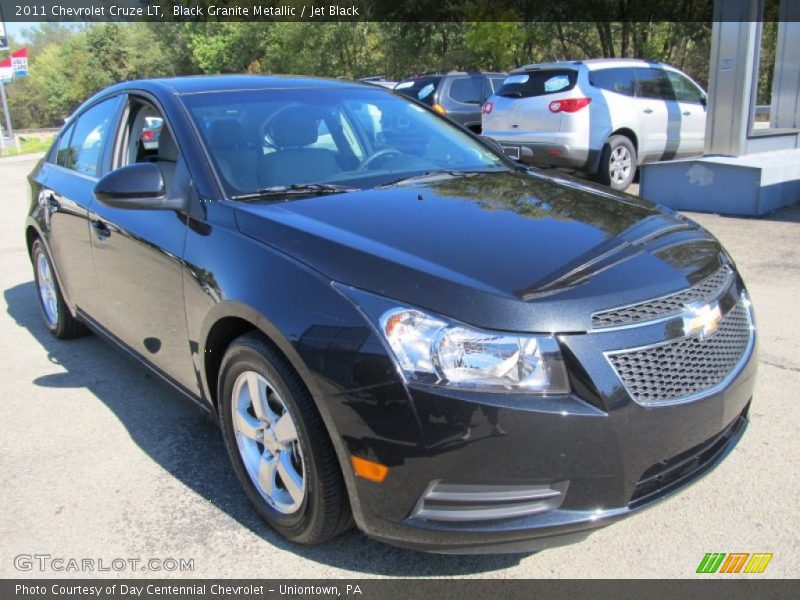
[110,74,371,96]
[400,71,505,80]
[511,59,672,73]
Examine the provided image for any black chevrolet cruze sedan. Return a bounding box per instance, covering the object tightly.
[25,76,756,554]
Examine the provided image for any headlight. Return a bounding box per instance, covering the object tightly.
[377,307,570,394]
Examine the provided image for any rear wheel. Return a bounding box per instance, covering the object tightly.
[598,135,636,192]
[218,332,351,544]
[31,239,86,339]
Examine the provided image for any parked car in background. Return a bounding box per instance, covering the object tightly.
[358,76,398,89]
[394,71,506,133]
[140,116,163,150]
[482,59,708,191]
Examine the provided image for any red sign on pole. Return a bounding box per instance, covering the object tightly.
[11,48,28,77]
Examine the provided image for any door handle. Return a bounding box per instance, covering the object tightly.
[45,193,60,212]
[91,219,111,238]
[643,108,654,114]
[682,111,691,116]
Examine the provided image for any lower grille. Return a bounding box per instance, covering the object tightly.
[630,411,747,507]
[411,481,568,522]
[607,297,753,405]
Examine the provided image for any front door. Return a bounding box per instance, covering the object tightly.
[89,95,197,393]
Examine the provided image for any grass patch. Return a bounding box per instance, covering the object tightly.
[0,136,54,157]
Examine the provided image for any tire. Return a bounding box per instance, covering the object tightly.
[31,239,87,339]
[218,332,352,544]
[597,135,637,192]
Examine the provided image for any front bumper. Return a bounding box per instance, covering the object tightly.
[328,315,757,554]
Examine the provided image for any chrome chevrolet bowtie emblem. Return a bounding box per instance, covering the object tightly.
[682,301,723,340]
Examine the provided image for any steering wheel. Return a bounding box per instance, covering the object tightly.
[356,148,404,171]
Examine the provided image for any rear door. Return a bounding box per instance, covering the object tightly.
[34,95,123,321]
[633,67,679,161]
[665,69,707,156]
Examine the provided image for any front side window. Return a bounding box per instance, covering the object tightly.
[590,67,636,97]
[61,96,120,177]
[666,71,705,104]
[634,68,676,101]
[182,87,507,196]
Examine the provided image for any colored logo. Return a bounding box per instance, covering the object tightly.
[696,552,773,574]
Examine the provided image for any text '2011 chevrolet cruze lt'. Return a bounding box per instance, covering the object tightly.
[26,76,756,553]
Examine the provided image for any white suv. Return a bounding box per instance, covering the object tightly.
[481,59,707,191]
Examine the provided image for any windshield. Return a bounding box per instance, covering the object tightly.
[181,86,507,198]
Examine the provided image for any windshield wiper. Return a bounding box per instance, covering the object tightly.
[378,168,506,188]
[231,183,359,202]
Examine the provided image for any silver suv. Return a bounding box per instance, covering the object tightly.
[482,59,707,191]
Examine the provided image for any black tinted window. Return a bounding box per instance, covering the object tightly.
[590,68,635,96]
[54,124,76,169]
[448,77,483,104]
[394,76,442,106]
[666,71,705,104]
[635,68,676,101]
[497,69,578,98]
[59,97,120,177]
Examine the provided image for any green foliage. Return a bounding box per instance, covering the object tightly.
[0,19,745,129]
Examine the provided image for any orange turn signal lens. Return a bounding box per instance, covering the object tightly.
[350,455,389,482]
[432,103,447,116]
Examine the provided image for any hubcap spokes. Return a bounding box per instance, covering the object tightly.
[36,253,59,326]
[609,146,632,185]
[231,371,305,514]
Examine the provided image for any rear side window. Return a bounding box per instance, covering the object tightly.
[394,76,442,106]
[448,77,483,104]
[590,68,636,97]
[634,68,676,101]
[496,69,578,98]
[56,97,120,177]
[54,124,76,169]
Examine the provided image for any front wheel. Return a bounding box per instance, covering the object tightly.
[597,135,636,192]
[218,333,352,544]
[31,239,86,339]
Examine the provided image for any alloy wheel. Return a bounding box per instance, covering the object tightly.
[231,370,306,514]
[609,145,632,185]
[36,251,59,327]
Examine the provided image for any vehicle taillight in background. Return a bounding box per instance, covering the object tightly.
[432,103,447,116]
[481,102,494,115]
[548,98,592,113]
[142,130,154,141]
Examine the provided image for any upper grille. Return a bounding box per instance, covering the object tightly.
[607,298,752,405]
[592,266,734,329]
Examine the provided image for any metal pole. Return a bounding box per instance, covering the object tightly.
[0,81,12,138]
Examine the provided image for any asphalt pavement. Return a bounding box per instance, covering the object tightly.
[1,154,797,578]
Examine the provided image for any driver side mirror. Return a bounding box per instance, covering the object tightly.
[94,163,185,211]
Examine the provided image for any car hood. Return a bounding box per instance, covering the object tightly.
[234,170,727,332]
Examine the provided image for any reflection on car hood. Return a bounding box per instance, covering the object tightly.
[234,170,725,332]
